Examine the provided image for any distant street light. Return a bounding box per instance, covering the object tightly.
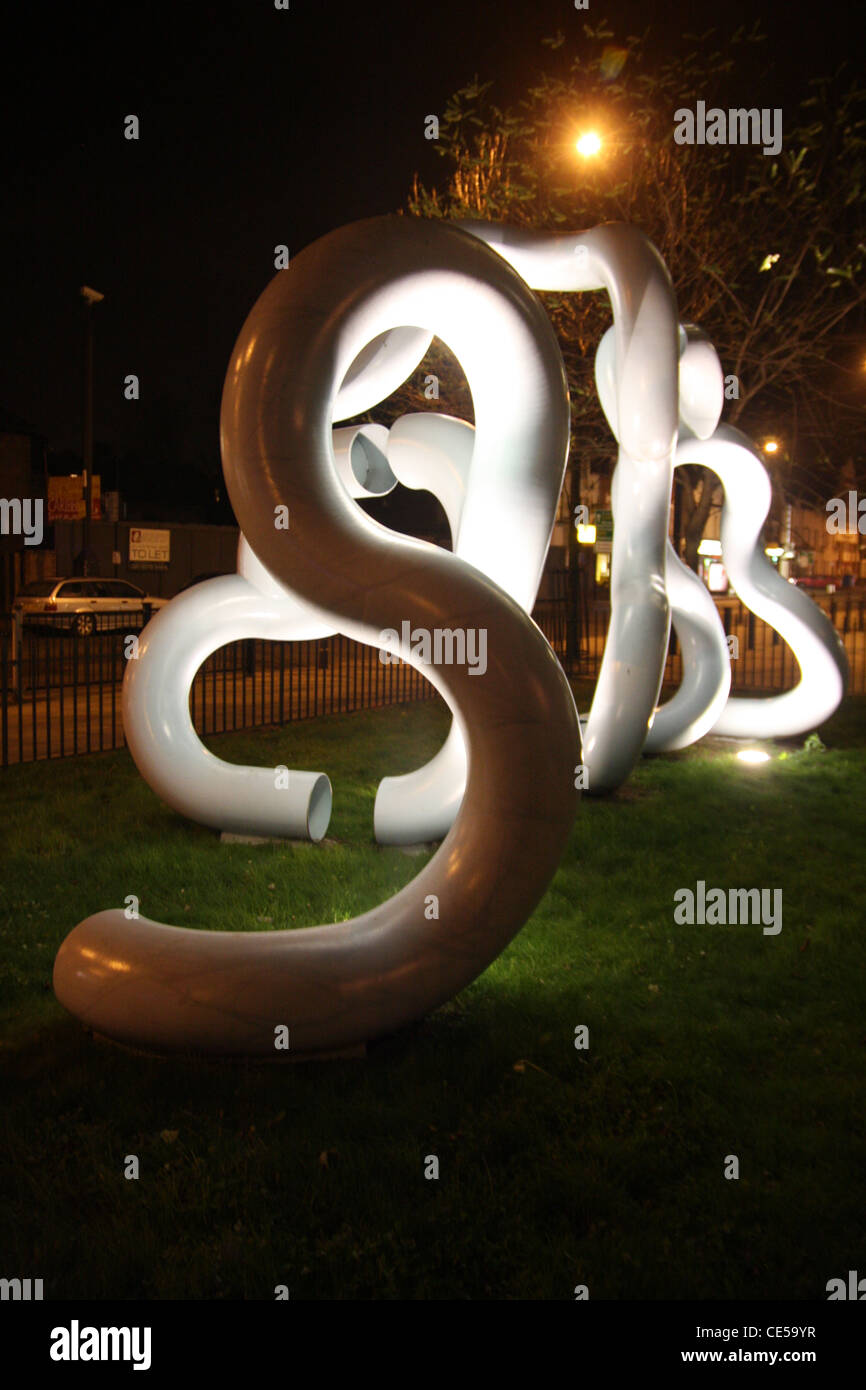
[763,438,779,454]
[575,131,602,158]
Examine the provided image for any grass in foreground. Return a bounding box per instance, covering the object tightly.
[0,691,864,1300]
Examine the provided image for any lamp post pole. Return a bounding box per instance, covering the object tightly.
[80,286,104,574]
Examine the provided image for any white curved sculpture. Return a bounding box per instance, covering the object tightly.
[52,214,849,1057]
[644,541,733,753]
[642,332,848,749]
[121,218,684,834]
[452,237,845,762]
[53,215,581,1055]
[374,414,473,841]
[122,218,848,841]
[595,321,731,758]
[458,221,680,794]
[120,421,397,845]
[681,425,848,738]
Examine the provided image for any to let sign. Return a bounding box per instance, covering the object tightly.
[129,527,170,571]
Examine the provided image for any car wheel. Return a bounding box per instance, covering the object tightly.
[75,613,95,638]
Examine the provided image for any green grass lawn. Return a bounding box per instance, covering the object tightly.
[1,689,864,1300]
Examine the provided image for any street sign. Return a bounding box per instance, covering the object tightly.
[47,475,101,522]
[129,527,170,570]
[593,508,614,542]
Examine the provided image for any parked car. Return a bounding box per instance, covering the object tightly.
[12,578,168,637]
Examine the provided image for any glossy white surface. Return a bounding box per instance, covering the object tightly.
[646,328,848,749]
[53,213,848,1057]
[120,426,397,846]
[626,324,731,755]
[688,425,848,738]
[54,216,581,1055]
[124,219,844,830]
[462,222,680,793]
[375,404,562,842]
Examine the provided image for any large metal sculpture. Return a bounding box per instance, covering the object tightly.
[460,224,847,783]
[53,216,581,1054]
[53,215,848,1056]
[117,219,847,835]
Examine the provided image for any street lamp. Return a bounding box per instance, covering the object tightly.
[79,285,104,575]
[763,438,779,454]
[575,131,602,158]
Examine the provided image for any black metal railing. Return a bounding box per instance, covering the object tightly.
[531,584,866,698]
[2,585,864,767]
[0,611,436,767]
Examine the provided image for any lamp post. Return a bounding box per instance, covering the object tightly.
[564,132,606,666]
[79,285,104,575]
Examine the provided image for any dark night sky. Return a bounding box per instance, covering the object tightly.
[0,0,856,508]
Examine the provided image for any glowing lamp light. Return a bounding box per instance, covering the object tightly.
[765,546,784,560]
[763,439,779,454]
[697,538,723,557]
[737,749,771,764]
[576,131,602,158]
[577,523,597,544]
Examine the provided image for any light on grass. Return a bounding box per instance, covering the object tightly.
[737,749,771,764]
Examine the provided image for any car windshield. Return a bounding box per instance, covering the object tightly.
[19,580,58,597]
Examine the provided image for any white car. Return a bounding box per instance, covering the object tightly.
[12,577,168,637]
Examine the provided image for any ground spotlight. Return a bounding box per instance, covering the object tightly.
[737,748,771,764]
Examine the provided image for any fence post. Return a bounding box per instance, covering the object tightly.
[11,610,21,702]
[565,562,582,674]
[1,628,9,767]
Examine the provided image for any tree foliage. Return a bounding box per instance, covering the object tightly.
[400,22,866,567]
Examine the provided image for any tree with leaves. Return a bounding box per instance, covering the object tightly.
[397,22,866,572]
